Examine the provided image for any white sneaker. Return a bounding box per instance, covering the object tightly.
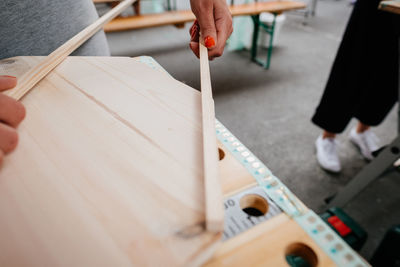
[315,135,341,173]
[349,127,379,160]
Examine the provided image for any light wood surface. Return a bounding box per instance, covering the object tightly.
[199,39,224,233]
[102,1,306,32]
[205,213,337,267]
[4,0,135,101]
[0,56,222,266]
[0,56,364,267]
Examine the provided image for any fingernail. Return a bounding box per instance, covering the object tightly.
[1,75,16,78]
[204,36,215,48]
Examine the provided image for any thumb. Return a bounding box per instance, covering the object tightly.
[0,75,17,92]
[196,9,217,49]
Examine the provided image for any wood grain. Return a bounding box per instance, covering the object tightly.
[0,56,368,266]
[0,56,222,266]
[4,0,135,101]
[205,214,337,267]
[199,39,224,233]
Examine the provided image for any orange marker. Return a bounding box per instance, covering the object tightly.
[204,36,215,48]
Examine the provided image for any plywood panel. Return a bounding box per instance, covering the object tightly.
[0,56,363,267]
[0,56,222,266]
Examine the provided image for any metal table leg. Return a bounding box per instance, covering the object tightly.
[251,14,277,69]
[310,0,318,16]
[326,136,400,208]
[251,14,261,63]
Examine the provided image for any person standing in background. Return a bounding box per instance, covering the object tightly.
[312,0,399,172]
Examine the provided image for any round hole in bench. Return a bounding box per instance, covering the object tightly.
[391,146,400,154]
[240,194,269,217]
[285,243,318,267]
[218,148,225,161]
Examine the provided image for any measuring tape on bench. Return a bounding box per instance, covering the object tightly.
[138,56,368,267]
[223,185,283,240]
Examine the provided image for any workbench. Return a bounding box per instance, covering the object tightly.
[0,55,369,266]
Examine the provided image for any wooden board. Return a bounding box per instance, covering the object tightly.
[0,56,222,266]
[199,39,223,232]
[0,56,362,267]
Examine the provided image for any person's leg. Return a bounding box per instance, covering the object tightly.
[349,121,379,160]
[322,131,336,139]
[353,12,399,128]
[349,4,400,160]
[312,0,375,135]
[312,0,374,172]
[315,133,341,172]
[356,122,370,134]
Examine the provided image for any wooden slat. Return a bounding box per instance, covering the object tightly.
[229,0,306,16]
[4,0,135,100]
[105,10,195,31]
[204,214,337,267]
[103,1,306,32]
[199,39,224,233]
[0,56,368,266]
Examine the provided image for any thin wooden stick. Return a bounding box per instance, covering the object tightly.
[199,37,224,233]
[5,0,136,100]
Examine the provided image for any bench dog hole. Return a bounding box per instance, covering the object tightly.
[285,243,318,267]
[240,194,269,217]
[218,147,225,161]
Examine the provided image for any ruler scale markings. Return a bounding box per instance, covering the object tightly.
[230,217,242,232]
[222,185,282,241]
[228,225,236,236]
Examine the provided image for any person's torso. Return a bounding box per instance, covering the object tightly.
[0,0,109,60]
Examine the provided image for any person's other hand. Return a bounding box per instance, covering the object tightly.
[0,75,26,168]
[189,0,233,59]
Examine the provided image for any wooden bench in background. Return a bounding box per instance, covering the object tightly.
[93,0,307,68]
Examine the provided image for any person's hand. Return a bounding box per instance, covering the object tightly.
[0,75,26,168]
[189,0,233,60]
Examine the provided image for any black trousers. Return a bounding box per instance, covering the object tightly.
[312,0,400,134]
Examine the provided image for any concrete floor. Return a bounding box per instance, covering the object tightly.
[103,0,400,260]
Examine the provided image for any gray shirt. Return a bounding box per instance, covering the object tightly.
[0,0,110,60]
